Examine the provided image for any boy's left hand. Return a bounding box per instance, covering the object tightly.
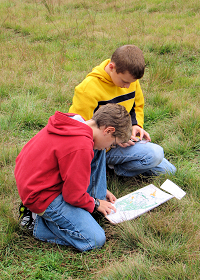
[132,125,151,141]
[106,190,117,204]
[118,125,151,147]
[96,190,117,216]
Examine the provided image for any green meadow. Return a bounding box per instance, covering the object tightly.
[0,0,199,279]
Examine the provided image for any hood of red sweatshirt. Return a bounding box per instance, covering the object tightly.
[47,111,93,139]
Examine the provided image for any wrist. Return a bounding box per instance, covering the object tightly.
[94,198,100,211]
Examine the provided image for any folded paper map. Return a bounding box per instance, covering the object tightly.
[106,180,186,224]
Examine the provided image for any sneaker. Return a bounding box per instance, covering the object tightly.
[19,202,36,231]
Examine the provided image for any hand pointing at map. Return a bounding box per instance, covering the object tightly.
[97,190,117,216]
[106,190,117,204]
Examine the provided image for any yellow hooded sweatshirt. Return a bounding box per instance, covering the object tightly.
[69,59,144,128]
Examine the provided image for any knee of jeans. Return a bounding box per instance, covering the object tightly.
[152,145,164,165]
[88,231,106,251]
[79,227,106,252]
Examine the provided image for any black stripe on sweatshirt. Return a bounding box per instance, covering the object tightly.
[94,91,135,113]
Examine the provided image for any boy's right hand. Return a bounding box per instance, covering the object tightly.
[98,200,116,216]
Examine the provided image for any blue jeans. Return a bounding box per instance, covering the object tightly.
[106,142,176,177]
[33,150,107,252]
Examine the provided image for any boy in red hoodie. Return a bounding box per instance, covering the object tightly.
[15,104,132,251]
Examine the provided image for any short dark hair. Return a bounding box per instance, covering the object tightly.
[111,45,145,79]
[92,103,132,143]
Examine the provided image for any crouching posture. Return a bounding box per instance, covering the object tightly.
[15,104,132,251]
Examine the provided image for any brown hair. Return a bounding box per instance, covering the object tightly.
[111,45,145,79]
[92,103,132,143]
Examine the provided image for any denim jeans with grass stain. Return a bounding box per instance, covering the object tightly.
[33,150,107,252]
[106,141,176,177]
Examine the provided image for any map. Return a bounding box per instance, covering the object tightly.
[106,184,173,224]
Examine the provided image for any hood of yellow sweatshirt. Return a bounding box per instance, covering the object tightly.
[86,59,113,85]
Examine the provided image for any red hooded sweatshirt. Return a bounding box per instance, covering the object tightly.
[15,111,95,214]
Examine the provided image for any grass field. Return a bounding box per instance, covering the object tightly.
[0,0,200,279]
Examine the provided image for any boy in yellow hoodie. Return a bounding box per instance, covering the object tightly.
[69,45,176,177]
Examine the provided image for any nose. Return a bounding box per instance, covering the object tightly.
[124,83,130,88]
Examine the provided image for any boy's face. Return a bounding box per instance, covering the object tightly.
[93,126,120,150]
[110,68,137,88]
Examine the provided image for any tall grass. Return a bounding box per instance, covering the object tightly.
[0,0,199,279]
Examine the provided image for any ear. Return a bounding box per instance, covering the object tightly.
[109,62,116,71]
[103,126,115,135]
